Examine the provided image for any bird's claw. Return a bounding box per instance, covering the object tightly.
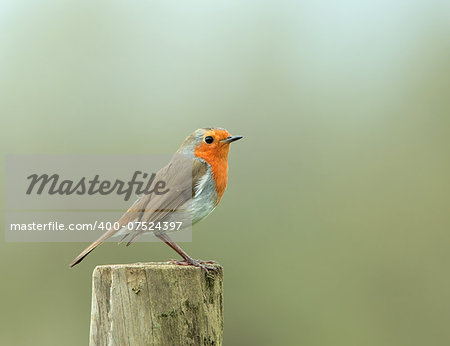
[196,259,217,264]
[169,258,216,277]
[169,259,189,266]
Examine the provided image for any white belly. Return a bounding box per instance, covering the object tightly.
[190,165,217,225]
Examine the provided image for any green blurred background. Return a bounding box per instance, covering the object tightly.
[1,1,450,345]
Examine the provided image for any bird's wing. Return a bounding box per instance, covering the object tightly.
[123,156,208,245]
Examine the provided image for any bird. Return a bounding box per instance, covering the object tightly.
[70,127,242,270]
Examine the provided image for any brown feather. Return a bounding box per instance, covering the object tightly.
[125,157,208,245]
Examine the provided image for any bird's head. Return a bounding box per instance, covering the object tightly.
[178,128,243,162]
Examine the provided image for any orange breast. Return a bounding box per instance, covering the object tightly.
[194,147,229,204]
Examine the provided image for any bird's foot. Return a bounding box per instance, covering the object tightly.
[169,258,216,275]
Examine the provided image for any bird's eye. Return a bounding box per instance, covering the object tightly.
[204,136,214,144]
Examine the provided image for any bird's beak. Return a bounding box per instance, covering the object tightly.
[221,136,243,144]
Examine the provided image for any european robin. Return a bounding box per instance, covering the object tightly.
[70,128,242,270]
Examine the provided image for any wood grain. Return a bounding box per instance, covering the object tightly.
[89,262,223,346]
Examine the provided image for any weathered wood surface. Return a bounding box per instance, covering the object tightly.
[89,262,223,346]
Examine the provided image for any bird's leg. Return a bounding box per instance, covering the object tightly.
[156,233,214,271]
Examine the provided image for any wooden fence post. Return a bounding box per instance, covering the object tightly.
[89,262,223,346]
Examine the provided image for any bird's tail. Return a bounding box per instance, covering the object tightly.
[69,196,147,267]
[69,227,118,267]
